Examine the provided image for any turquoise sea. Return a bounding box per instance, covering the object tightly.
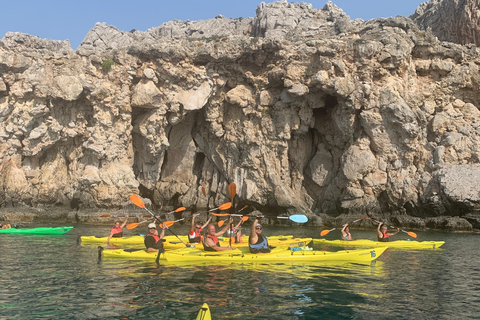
[0,223,479,319]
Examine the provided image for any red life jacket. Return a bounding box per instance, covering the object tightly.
[188,230,202,243]
[203,234,220,251]
[378,231,390,242]
[110,226,123,238]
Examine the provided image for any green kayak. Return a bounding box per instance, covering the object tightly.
[0,226,73,235]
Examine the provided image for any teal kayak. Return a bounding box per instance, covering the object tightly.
[0,226,73,235]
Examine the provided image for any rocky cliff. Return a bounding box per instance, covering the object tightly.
[1,0,480,230]
[411,0,480,46]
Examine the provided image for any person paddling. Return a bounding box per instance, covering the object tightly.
[203,219,237,251]
[377,223,399,242]
[249,216,271,254]
[341,223,352,240]
[145,223,166,252]
[106,215,128,244]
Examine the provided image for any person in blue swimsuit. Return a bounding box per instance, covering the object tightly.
[249,216,271,254]
[341,223,352,240]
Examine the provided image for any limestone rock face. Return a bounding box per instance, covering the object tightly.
[411,0,480,46]
[2,1,480,230]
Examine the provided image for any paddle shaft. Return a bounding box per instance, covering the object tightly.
[142,206,193,248]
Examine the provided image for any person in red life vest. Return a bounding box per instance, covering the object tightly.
[144,223,166,252]
[341,223,352,240]
[188,214,212,243]
[203,219,237,251]
[377,223,399,242]
[106,215,128,244]
[249,216,271,254]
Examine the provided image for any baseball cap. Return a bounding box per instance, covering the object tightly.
[148,223,156,229]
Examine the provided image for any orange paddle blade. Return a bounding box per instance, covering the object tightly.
[126,222,140,230]
[228,183,236,199]
[218,220,225,227]
[129,195,145,208]
[320,229,330,237]
[407,231,417,238]
[210,212,231,217]
[159,221,175,228]
[175,207,186,213]
[100,214,111,218]
[241,216,249,221]
[143,215,152,218]
[218,202,232,211]
[202,187,206,198]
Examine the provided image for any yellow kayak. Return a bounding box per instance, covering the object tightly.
[196,303,211,320]
[81,234,297,246]
[102,246,387,263]
[314,239,444,249]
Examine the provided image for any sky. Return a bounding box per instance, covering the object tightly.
[0,0,428,49]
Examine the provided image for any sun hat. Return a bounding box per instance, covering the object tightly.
[148,223,156,229]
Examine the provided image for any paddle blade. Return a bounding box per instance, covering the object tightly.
[143,215,152,218]
[100,214,111,218]
[289,214,308,223]
[407,231,417,238]
[320,229,330,237]
[218,220,225,227]
[241,216,249,222]
[129,195,145,209]
[218,202,232,211]
[126,223,140,230]
[202,186,206,198]
[228,183,236,199]
[159,221,175,228]
[210,212,231,217]
[175,207,186,213]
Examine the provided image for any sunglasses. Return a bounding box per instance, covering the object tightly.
[255,227,262,230]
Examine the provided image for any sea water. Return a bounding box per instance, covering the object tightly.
[0,223,478,319]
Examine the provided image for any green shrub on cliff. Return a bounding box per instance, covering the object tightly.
[101,59,115,72]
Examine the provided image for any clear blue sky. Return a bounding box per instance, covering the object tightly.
[0,0,427,49]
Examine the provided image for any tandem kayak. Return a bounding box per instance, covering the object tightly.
[313,239,444,249]
[80,234,298,246]
[0,226,73,235]
[196,303,211,320]
[102,246,387,263]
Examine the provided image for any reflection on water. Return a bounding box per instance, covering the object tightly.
[0,225,479,319]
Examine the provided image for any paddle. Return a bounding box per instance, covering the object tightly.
[228,182,236,248]
[320,216,368,237]
[193,202,232,215]
[159,218,185,229]
[231,214,309,223]
[368,217,417,238]
[129,195,194,258]
[218,206,248,227]
[126,207,186,230]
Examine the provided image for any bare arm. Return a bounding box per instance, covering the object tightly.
[215,218,232,236]
[190,214,198,232]
[249,218,259,245]
[341,224,348,238]
[120,215,129,228]
[377,223,383,239]
[204,236,236,251]
[201,215,212,231]
[106,230,114,243]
